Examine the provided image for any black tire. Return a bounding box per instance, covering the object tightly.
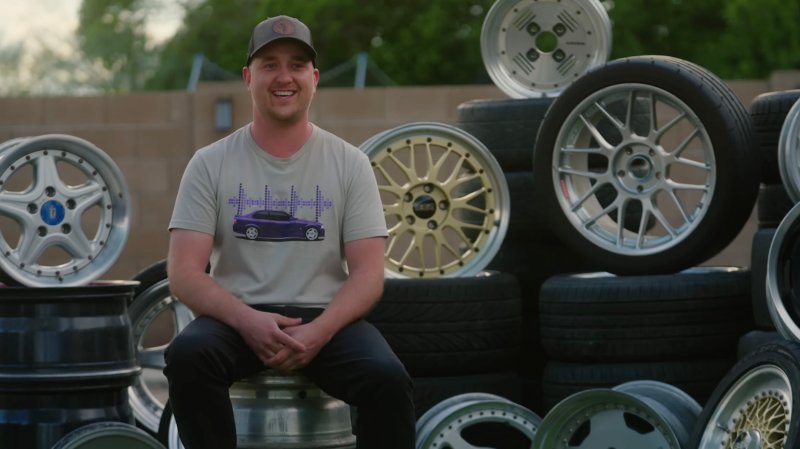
[455,98,554,172]
[539,268,754,361]
[131,259,168,303]
[757,182,794,229]
[689,340,800,449]
[736,330,785,360]
[542,359,734,413]
[367,272,522,376]
[750,228,777,330]
[533,56,759,274]
[750,89,800,184]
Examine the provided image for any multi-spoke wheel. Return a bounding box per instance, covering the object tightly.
[779,97,800,203]
[128,278,195,435]
[690,340,800,449]
[360,123,509,278]
[480,0,611,98]
[533,56,759,274]
[0,135,131,286]
[415,393,542,449]
[532,380,700,449]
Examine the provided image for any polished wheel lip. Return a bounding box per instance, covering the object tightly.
[531,385,690,449]
[778,97,800,203]
[361,122,509,278]
[415,392,512,437]
[480,0,611,98]
[128,278,195,434]
[0,134,131,287]
[416,397,542,449]
[551,83,715,256]
[767,202,800,341]
[695,364,791,449]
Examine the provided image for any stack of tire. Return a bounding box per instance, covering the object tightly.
[0,136,165,448]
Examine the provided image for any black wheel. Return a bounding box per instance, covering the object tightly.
[132,259,168,303]
[690,340,800,449]
[367,272,522,376]
[533,55,759,274]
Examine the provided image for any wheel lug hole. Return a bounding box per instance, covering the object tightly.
[439,200,449,210]
[66,199,76,210]
[625,148,633,155]
[45,187,56,197]
[27,203,38,214]
[404,193,413,202]
[617,170,626,177]
[423,184,434,193]
[37,226,47,237]
[406,216,416,225]
[427,221,438,230]
[636,185,644,193]
[61,224,71,234]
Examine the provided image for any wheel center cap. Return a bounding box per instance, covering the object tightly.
[732,430,762,449]
[413,195,437,219]
[40,200,65,226]
[628,156,653,180]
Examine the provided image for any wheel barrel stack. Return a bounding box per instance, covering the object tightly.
[0,136,163,448]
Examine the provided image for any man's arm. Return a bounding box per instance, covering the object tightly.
[267,236,386,371]
[167,228,306,361]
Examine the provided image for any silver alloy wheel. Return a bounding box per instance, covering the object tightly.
[532,381,701,449]
[305,227,318,240]
[415,395,542,449]
[128,278,195,434]
[480,0,611,98]
[415,392,511,437]
[0,135,130,286]
[551,83,715,256]
[779,97,800,203]
[360,123,510,278]
[694,365,790,449]
[766,201,800,340]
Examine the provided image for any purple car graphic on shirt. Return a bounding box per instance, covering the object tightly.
[233,209,325,241]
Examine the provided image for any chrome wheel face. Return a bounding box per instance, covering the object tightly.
[532,383,698,449]
[128,279,195,434]
[416,397,542,449]
[552,83,715,256]
[361,123,509,278]
[481,0,611,98]
[696,365,791,449]
[779,98,800,203]
[0,135,130,286]
[766,202,800,341]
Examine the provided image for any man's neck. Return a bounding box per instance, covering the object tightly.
[250,116,313,158]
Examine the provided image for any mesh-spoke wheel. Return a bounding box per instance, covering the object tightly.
[532,380,700,449]
[767,202,800,341]
[533,56,759,274]
[690,340,800,449]
[361,123,509,278]
[0,135,130,286]
[415,393,542,449]
[128,278,195,434]
[779,97,800,203]
[480,0,611,98]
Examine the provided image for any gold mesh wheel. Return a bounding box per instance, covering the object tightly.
[360,123,509,278]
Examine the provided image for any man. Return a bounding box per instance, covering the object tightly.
[164,15,415,449]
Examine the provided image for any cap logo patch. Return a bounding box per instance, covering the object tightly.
[272,19,295,35]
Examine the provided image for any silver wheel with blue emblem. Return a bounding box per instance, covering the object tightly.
[0,135,130,287]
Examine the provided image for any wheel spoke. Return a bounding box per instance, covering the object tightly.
[138,346,167,370]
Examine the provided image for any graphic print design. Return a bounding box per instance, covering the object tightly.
[229,184,332,242]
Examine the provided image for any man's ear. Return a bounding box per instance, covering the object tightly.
[243,66,251,89]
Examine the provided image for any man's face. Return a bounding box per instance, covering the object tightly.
[243,40,319,125]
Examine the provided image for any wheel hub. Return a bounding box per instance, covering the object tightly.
[404,184,448,230]
[614,143,662,194]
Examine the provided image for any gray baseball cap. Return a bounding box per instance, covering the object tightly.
[247,16,317,66]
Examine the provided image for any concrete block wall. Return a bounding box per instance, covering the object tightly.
[0,73,798,281]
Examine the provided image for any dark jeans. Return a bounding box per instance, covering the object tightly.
[163,305,415,449]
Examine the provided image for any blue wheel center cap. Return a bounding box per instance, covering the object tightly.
[40,200,66,226]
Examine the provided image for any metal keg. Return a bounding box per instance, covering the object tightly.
[0,281,140,449]
[168,371,356,448]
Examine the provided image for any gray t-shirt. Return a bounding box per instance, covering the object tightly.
[169,123,387,306]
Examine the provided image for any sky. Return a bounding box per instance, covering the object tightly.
[0,0,182,51]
